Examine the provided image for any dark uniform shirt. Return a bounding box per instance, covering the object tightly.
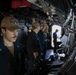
[53,32,57,40]
[0,37,21,75]
[26,31,40,61]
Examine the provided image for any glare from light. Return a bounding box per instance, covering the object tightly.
[51,25,62,47]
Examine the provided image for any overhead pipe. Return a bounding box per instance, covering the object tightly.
[63,9,72,27]
[38,0,52,15]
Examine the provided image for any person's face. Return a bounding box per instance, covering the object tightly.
[2,28,18,42]
[37,26,40,32]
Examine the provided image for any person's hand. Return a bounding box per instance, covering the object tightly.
[33,52,39,59]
